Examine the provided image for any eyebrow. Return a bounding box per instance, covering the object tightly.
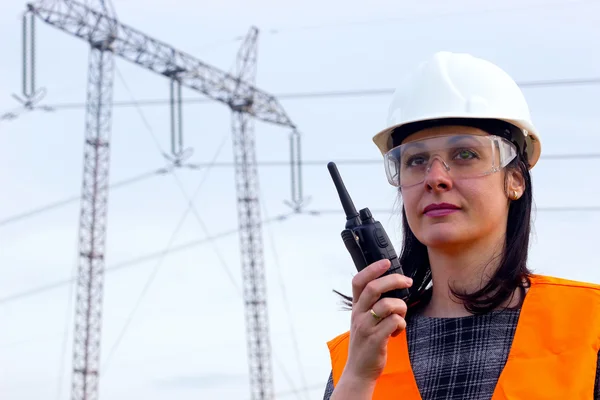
[402,135,482,151]
[400,141,425,154]
[446,135,482,146]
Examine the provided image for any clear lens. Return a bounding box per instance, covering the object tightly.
[384,134,517,187]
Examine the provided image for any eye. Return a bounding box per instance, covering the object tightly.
[405,154,427,167]
[454,149,479,160]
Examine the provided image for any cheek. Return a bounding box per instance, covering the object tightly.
[399,191,422,226]
[459,181,509,226]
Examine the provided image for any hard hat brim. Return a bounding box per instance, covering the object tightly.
[372,116,541,169]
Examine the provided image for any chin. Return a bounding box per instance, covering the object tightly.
[416,224,467,248]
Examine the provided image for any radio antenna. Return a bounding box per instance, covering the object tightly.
[327,162,359,220]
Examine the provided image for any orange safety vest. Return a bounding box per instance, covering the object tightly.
[327,274,600,399]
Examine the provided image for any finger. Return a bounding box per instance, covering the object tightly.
[373,314,407,342]
[355,272,412,313]
[351,259,391,303]
[369,297,408,326]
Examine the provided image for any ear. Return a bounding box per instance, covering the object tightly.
[506,168,526,200]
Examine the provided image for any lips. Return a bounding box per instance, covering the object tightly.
[423,202,460,216]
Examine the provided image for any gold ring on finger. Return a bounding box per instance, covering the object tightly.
[370,308,382,321]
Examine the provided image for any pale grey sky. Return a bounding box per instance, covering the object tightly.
[0,0,599,399]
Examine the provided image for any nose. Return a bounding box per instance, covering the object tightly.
[423,157,453,192]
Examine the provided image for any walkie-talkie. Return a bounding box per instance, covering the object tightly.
[327,162,410,300]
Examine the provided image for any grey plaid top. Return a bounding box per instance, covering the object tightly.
[323,308,600,399]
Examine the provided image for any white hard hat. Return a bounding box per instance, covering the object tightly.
[372,51,541,169]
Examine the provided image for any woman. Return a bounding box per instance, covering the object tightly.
[323,51,600,400]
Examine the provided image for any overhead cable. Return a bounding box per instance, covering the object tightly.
[0,167,169,228]
[43,76,600,111]
[1,152,598,229]
[0,202,597,307]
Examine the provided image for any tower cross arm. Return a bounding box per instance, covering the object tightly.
[27,0,295,128]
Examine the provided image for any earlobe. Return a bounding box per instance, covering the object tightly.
[507,170,525,200]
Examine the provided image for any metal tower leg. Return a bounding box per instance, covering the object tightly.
[71,44,115,400]
[231,108,273,400]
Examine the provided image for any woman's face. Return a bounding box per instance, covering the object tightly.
[399,125,524,251]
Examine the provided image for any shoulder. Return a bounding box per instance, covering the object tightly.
[529,274,600,315]
[530,274,600,292]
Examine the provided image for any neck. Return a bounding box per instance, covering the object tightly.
[421,231,516,318]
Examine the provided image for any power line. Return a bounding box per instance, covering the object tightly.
[2,202,598,307]
[115,60,305,395]
[0,213,293,307]
[0,216,277,306]
[208,2,577,62]
[263,0,598,36]
[103,66,304,398]
[100,139,227,373]
[261,193,309,400]
[0,223,231,304]
[0,167,169,227]
[40,76,600,111]
[101,65,234,372]
[181,153,600,169]
[1,152,598,230]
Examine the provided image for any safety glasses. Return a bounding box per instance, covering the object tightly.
[384,134,518,188]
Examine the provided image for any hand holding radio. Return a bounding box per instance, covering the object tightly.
[332,258,413,395]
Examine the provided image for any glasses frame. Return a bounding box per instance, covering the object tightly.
[383,134,518,188]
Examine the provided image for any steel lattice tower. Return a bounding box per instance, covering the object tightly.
[230,28,273,400]
[71,43,115,400]
[23,1,301,399]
